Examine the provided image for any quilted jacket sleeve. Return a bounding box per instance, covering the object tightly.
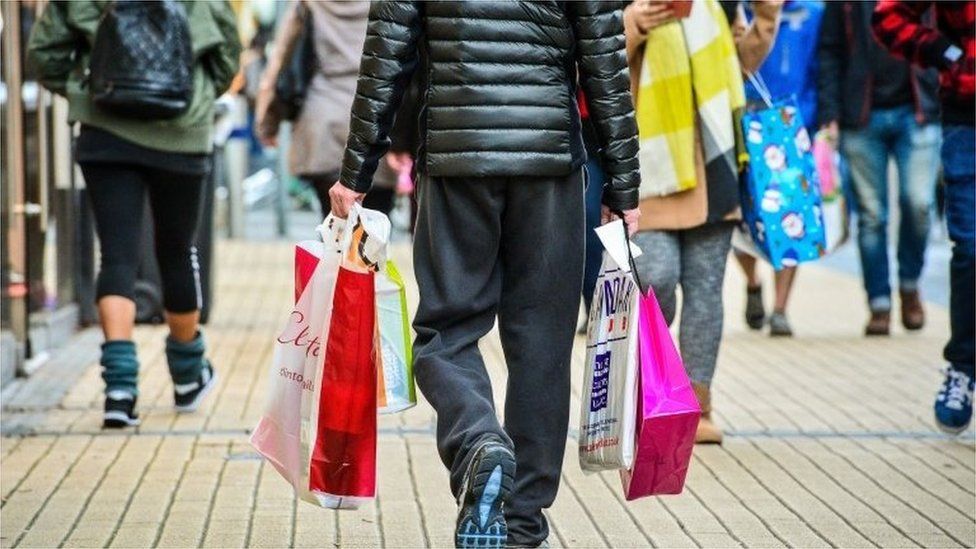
[340,1,423,193]
[567,1,641,211]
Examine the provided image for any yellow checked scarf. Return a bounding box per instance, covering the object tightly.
[635,0,746,198]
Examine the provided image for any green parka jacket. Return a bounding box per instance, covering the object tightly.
[28,0,241,153]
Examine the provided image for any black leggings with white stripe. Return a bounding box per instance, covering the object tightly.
[81,162,205,313]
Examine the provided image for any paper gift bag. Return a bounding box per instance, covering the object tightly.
[620,287,700,499]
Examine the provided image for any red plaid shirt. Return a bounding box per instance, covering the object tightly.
[872,1,975,120]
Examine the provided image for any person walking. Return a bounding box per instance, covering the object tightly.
[255,0,399,217]
[624,0,780,444]
[28,0,241,428]
[818,0,942,337]
[328,3,640,547]
[734,0,825,337]
[872,0,975,434]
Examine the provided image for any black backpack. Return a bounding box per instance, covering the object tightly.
[89,0,194,119]
[272,3,317,121]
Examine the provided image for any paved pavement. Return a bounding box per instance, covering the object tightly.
[2,238,974,548]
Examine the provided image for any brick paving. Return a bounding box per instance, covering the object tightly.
[2,239,974,548]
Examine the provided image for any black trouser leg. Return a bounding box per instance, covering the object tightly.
[362,187,395,215]
[306,175,333,219]
[412,171,585,546]
[413,175,510,497]
[499,172,585,546]
[80,163,148,304]
[145,168,207,313]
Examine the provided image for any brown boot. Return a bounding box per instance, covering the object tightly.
[865,310,891,336]
[692,383,723,444]
[900,289,925,331]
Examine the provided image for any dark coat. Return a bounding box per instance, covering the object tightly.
[338,1,641,211]
[816,1,940,129]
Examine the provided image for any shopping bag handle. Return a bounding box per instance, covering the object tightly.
[315,203,362,255]
[612,210,645,294]
[745,71,773,109]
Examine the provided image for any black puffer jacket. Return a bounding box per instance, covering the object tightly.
[339,1,640,211]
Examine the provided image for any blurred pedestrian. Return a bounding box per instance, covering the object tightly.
[872,0,975,434]
[734,0,825,337]
[329,3,640,547]
[624,0,781,444]
[255,0,399,217]
[242,25,273,156]
[818,1,942,337]
[28,0,241,428]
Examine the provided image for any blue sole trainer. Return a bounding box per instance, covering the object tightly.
[455,442,515,548]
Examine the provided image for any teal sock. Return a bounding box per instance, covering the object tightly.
[166,332,207,385]
[101,340,139,396]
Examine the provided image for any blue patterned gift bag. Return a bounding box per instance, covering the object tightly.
[739,75,826,270]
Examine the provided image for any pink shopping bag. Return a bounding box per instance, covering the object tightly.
[620,287,700,499]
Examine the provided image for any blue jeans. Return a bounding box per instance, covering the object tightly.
[582,158,605,311]
[841,106,942,311]
[942,125,975,376]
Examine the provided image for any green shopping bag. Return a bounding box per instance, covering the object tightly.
[375,260,416,414]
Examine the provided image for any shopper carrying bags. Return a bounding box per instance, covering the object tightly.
[28,0,241,428]
[624,0,781,444]
[733,0,826,337]
[328,3,641,547]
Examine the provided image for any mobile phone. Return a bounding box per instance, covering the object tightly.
[670,0,693,18]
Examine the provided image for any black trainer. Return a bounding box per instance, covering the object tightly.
[745,285,765,330]
[173,361,217,413]
[455,439,516,549]
[103,390,140,428]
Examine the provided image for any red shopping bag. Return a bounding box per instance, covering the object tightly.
[620,287,700,499]
[307,264,378,502]
[295,244,320,303]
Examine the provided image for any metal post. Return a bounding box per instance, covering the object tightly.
[223,95,249,238]
[275,122,291,237]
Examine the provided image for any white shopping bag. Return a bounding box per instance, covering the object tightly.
[249,218,343,506]
[579,220,641,472]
